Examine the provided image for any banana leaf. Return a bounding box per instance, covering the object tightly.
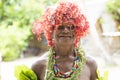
[14,64,37,80]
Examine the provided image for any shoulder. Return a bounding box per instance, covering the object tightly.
[31,59,47,70]
[31,59,47,80]
[31,52,48,79]
[31,52,49,70]
[85,55,97,68]
[85,55,98,80]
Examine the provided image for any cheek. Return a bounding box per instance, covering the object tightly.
[71,32,75,39]
[53,31,59,40]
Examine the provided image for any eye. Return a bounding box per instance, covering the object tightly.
[52,26,55,30]
[67,25,74,31]
[66,26,71,30]
[70,25,75,30]
[58,26,64,30]
[57,25,75,31]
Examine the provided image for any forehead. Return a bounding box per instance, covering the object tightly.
[53,23,74,30]
[60,23,73,27]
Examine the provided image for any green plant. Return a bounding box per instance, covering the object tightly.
[14,65,37,80]
[106,0,120,21]
[96,69,109,80]
[0,0,42,61]
[0,22,31,61]
[0,0,59,61]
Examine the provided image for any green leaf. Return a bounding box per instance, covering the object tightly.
[96,69,109,80]
[14,64,37,80]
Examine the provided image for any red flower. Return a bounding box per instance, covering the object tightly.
[32,2,89,47]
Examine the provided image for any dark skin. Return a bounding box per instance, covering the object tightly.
[31,23,98,80]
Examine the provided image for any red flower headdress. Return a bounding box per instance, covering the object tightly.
[32,1,89,47]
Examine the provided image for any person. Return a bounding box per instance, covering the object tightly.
[32,1,98,80]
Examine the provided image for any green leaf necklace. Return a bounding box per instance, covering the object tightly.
[45,47,86,80]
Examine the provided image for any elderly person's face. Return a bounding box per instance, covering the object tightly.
[53,23,75,46]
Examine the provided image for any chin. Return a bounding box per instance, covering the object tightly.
[55,38,74,46]
[58,41,73,46]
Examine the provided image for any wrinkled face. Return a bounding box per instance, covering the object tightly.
[53,23,75,46]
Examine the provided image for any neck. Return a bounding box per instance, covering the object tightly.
[54,44,74,57]
[45,46,86,80]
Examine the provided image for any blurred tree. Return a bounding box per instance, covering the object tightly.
[106,0,120,31]
[0,0,58,61]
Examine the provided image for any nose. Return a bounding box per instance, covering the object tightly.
[63,27,69,33]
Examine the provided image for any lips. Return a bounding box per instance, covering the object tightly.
[59,35,72,38]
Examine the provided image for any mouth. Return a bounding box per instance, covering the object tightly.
[58,35,72,38]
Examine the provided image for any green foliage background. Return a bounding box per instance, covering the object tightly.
[106,0,120,30]
[106,0,120,21]
[0,0,58,61]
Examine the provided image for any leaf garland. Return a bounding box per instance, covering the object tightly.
[44,47,86,80]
